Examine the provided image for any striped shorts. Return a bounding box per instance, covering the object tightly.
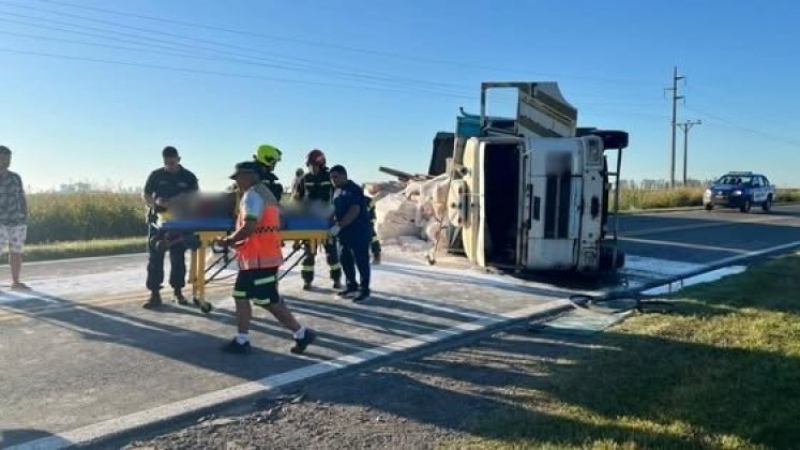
[232,267,281,306]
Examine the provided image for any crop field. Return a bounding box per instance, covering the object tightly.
[21,187,800,245]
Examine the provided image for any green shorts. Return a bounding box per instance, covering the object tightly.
[232,268,281,306]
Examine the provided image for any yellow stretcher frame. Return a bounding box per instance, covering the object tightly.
[185,229,330,313]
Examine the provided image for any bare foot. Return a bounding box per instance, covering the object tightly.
[11,282,31,291]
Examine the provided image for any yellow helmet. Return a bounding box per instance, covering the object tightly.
[253,144,282,168]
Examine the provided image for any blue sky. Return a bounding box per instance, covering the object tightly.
[1,0,799,192]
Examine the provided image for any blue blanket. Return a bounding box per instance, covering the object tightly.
[157,216,329,232]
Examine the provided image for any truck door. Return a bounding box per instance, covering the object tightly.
[460,137,483,266]
[461,136,523,268]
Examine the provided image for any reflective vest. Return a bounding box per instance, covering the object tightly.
[235,198,283,270]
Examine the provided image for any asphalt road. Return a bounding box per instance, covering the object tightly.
[2,205,800,449]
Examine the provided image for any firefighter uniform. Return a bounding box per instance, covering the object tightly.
[293,166,342,288]
[365,194,382,263]
[257,165,284,203]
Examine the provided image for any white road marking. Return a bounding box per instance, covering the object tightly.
[618,236,750,254]
[7,300,572,450]
[622,215,792,237]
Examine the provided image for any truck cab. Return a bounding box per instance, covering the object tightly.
[439,82,628,275]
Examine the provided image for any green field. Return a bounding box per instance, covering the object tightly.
[7,187,799,262]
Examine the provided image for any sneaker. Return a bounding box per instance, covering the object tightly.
[142,291,163,309]
[290,329,316,355]
[332,280,342,290]
[336,285,359,299]
[222,337,251,354]
[352,289,371,303]
[174,289,189,305]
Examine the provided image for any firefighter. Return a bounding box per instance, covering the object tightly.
[362,186,382,264]
[252,144,284,203]
[293,149,342,290]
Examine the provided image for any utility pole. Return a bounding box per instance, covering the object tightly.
[665,67,685,188]
[678,119,702,186]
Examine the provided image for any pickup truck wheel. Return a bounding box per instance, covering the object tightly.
[762,196,773,212]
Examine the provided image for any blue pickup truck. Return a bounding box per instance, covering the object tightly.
[703,171,775,213]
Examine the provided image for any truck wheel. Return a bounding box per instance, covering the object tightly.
[762,196,772,213]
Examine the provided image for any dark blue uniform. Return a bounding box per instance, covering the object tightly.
[143,165,199,295]
[333,180,372,296]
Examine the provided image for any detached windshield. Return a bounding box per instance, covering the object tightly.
[716,175,753,185]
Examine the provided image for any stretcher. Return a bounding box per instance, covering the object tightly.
[151,215,330,313]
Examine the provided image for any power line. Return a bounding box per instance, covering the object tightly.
[0,20,472,98]
[684,105,800,149]
[0,47,474,99]
[0,4,474,94]
[13,0,665,88]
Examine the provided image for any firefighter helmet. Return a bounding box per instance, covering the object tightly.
[254,144,282,168]
[305,149,326,168]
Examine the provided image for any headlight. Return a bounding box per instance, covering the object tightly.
[704,188,712,195]
[733,190,742,196]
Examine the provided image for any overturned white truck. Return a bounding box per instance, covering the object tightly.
[428,81,628,275]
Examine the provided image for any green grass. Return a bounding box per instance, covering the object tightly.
[447,254,800,449]
[612,187,800,211]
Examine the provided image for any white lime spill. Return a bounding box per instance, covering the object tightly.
[641,265,747,296]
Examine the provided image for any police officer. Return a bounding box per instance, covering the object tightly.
[252,144,284,203]
[293,149,342,290]
[141,146,199,308]
[330,165,372,303]
[362,187,382,264]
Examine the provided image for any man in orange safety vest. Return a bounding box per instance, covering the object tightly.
[216,161,316,355]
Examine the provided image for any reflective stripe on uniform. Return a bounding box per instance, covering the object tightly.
[328,263,341,270]
[233,289,247,298]
[372,236,379,243]
[254,275,276,285]
[253,298,274,306]
[301,265,315,272]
